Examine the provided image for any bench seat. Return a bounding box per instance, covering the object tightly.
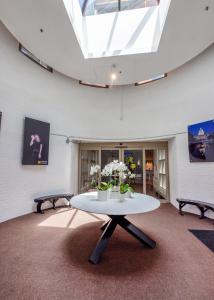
[34,193,74,214]
[176,198,214,219]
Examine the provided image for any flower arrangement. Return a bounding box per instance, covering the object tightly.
[90,160,135,201]
[90,164,100,188]
[90,164,100,176]
[101,160,127,182]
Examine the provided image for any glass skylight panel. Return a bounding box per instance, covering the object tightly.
[79,0,159,16]
[121,0,159,11]
[64,0,170,58]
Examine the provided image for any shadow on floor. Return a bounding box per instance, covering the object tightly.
[62,220,161,277]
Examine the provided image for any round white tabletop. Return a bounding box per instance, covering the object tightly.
[71,192,160,216]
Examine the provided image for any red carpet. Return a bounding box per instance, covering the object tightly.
[0,204,213,299]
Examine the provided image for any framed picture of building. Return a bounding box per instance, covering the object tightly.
[188,120,214,162]
[22,117,50,165]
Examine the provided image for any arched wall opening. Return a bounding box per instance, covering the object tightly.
[0,22,214,222]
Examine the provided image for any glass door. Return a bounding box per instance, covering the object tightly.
[79,149,99,193]
[79,144,169,200]
[101,149,120,169]
[101,149,120,182]
[122,149,144,193]
[147,149,168,200]
[157,149,167,199]
[145,150,155,196]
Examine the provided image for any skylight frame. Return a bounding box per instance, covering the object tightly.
[79,0,160,16]
[63,0,171,59]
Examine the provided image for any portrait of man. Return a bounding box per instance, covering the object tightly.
[22,117,50,165]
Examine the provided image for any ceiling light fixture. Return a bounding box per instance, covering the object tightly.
[110,64,117,81]
[111,73,117,80]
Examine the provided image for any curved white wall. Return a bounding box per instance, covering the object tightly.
[0,22,214,221]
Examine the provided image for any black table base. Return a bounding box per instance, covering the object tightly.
[89,215,156,264]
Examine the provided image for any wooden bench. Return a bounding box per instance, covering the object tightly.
[176,198,214,219]
[34,194,74,214]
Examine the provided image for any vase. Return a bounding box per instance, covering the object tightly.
[119,192,127,202]
[110,185,120,199]
[119,191,133,202]
[126,191,131,198]
[97,190,109,201]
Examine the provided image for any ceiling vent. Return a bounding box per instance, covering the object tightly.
[79,80,109,88]
[19,44,53,73]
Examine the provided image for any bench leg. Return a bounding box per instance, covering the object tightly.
[179,203,185,215]
[66,197,72,208]
[198,206,205,219]
[52,199,57,210]
[37,202,44,214]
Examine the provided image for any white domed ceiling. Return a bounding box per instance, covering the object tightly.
[0,0,213,85]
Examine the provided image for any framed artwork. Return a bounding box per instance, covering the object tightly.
[22,117,50,165]
[188,120,214,162]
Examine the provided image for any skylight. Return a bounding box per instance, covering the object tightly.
[63,0,171,58]
[79,0,160,16]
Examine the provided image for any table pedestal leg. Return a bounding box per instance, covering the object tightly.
[89,215,156,264]
[100,219,110,231]
[115,216,156,248]
[89,219,117,264]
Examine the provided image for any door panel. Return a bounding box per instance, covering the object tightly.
[80,149,99,193]
[101,149,120,182]
[101,149,120,169]
[123,149,144,193]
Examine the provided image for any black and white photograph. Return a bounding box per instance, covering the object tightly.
[22,117,50,165]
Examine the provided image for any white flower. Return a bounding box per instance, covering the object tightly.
[90,164,100,176]
[129,173,136,179]
[120,172,127,180]
[100,161,129,180]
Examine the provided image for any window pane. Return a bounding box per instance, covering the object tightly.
[83,0,119,16]
[80,0,159,16]
[101,149,119,182]
[121,0,159,11]
[124,150,143,193]
[80,150,99,193]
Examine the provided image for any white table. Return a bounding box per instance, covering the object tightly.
[71,192,160,264]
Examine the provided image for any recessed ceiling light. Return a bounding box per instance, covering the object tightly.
[111,73,117,80]
[110,64,117,80]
